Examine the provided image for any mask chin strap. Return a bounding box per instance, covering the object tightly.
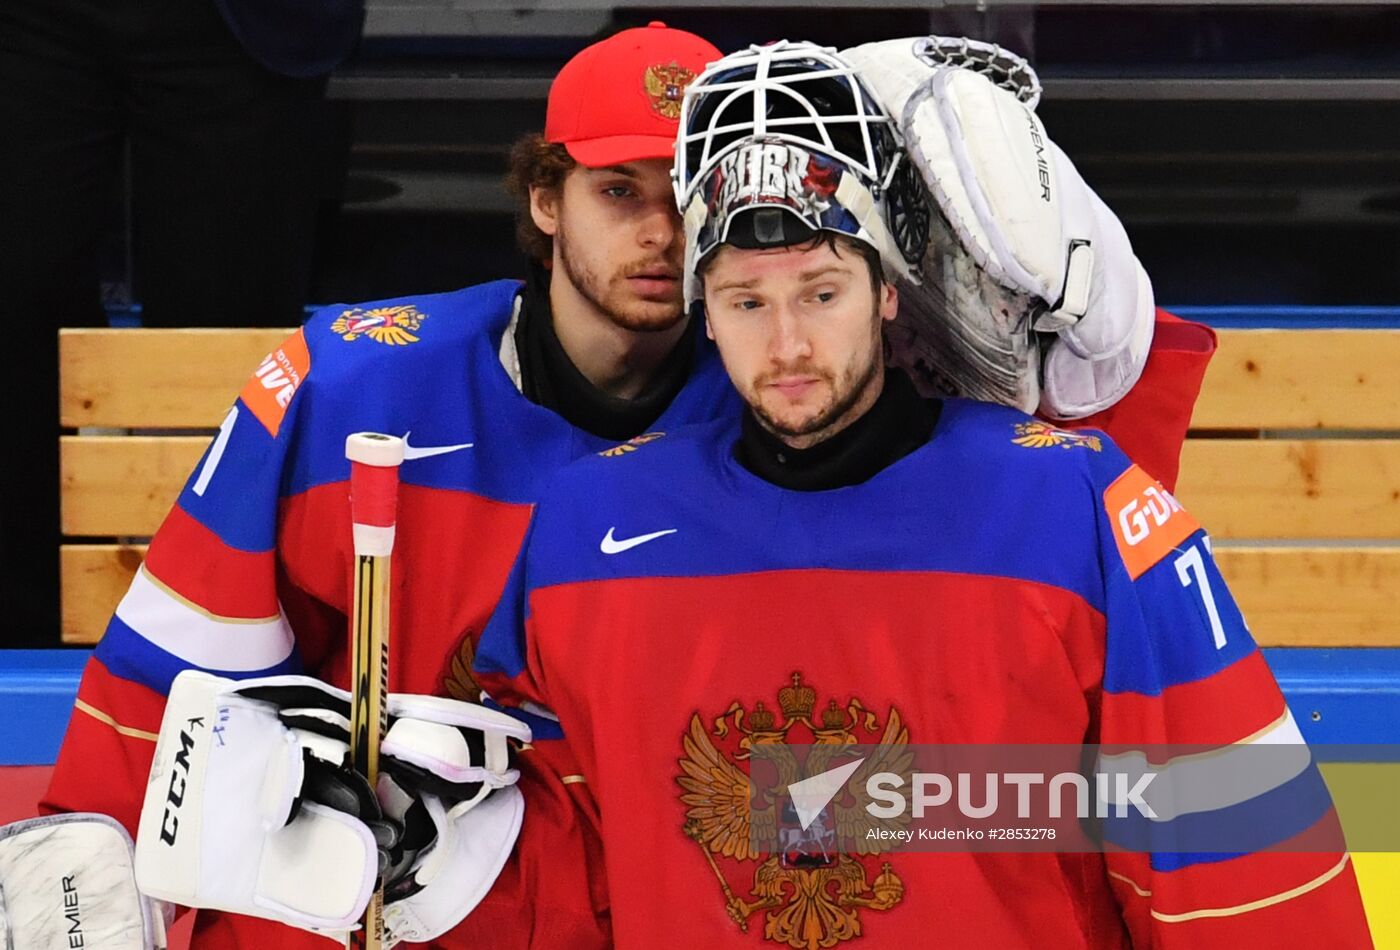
[832,172,919,285]
[682,193,710,307]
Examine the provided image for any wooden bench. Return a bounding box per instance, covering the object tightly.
[48,323,1400,944]
[58,326,1400,648]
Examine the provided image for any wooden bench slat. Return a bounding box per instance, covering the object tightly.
[60,328,293,429]
[60,544,147,645]
[1177,439,1400,538]
[59,327,1400,432]
[61,436,206,537]
[60,435,1400,539]
[59,543,1400,648]
[1194,329,1400,430]
[1216,546,1400,647]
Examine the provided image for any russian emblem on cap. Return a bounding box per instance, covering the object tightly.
[643,62,696,119]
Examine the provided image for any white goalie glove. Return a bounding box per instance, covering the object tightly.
[134,670,530,945]
[0,813,169,949]
[842,35,1156,419]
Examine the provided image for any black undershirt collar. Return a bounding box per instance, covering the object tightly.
[736,370,941,492]
[515,262,697,442]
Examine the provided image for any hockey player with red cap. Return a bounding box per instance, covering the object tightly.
[28,22,734,950]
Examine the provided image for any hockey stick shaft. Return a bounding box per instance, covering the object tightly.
[346,432,405,950]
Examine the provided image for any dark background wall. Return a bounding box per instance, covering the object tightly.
[88,3,1400,311]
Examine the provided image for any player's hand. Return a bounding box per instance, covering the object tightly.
[133,671,387,937]
[842,36,1156,419]
[131,671,530,944]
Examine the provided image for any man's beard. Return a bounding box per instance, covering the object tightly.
[751,341,883,443]
[557,225,684,333]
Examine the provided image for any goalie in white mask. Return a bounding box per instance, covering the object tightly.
[674,36,1216,491]
[464,38,1369,950]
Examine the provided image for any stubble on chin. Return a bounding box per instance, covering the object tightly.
[752,393,844,446]
[603,291,685,332]
[750,351,882,446]
[557,228,684,333]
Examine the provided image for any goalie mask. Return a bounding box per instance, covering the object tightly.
[673,40,929,306]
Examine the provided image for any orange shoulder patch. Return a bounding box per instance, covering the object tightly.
[1104,464,1200,579]
[239,328,311,437]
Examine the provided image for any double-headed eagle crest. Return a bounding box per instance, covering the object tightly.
[331,305,427,346]
[1011,420,1102,452]
[677,674,912,949]
[598,431,667,458]
[443,634,482,703]
[644,63,696,119]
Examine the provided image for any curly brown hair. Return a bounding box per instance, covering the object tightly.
[504,134,577,266]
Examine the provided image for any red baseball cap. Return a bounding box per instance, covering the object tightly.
[546,21,721,168]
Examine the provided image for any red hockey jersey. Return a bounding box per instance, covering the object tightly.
[475,398,1371,950]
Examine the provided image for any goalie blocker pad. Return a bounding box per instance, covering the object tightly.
[0,813,168,950]
[135,671,379,935]
[134,671,532,944]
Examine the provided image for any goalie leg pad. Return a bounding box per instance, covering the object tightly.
[0,813,167,950]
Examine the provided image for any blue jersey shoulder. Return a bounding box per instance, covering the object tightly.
[286,280,535,497]
[541,417,734,510]
[934,398,1133,492]
[300,280,521,387]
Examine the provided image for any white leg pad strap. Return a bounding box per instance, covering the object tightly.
[1040,261,1156,419]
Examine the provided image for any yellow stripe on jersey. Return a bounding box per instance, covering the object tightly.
[1107,870,1152,899]
[73,698,159,742]
[1151,853,1351,923]
[1108,854,1352,922]
[141,564,282,625]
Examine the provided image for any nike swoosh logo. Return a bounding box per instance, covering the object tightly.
[402,431,474,460]
[600,526,677,554]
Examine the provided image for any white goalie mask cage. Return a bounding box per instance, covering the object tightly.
[672,40,929,306]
